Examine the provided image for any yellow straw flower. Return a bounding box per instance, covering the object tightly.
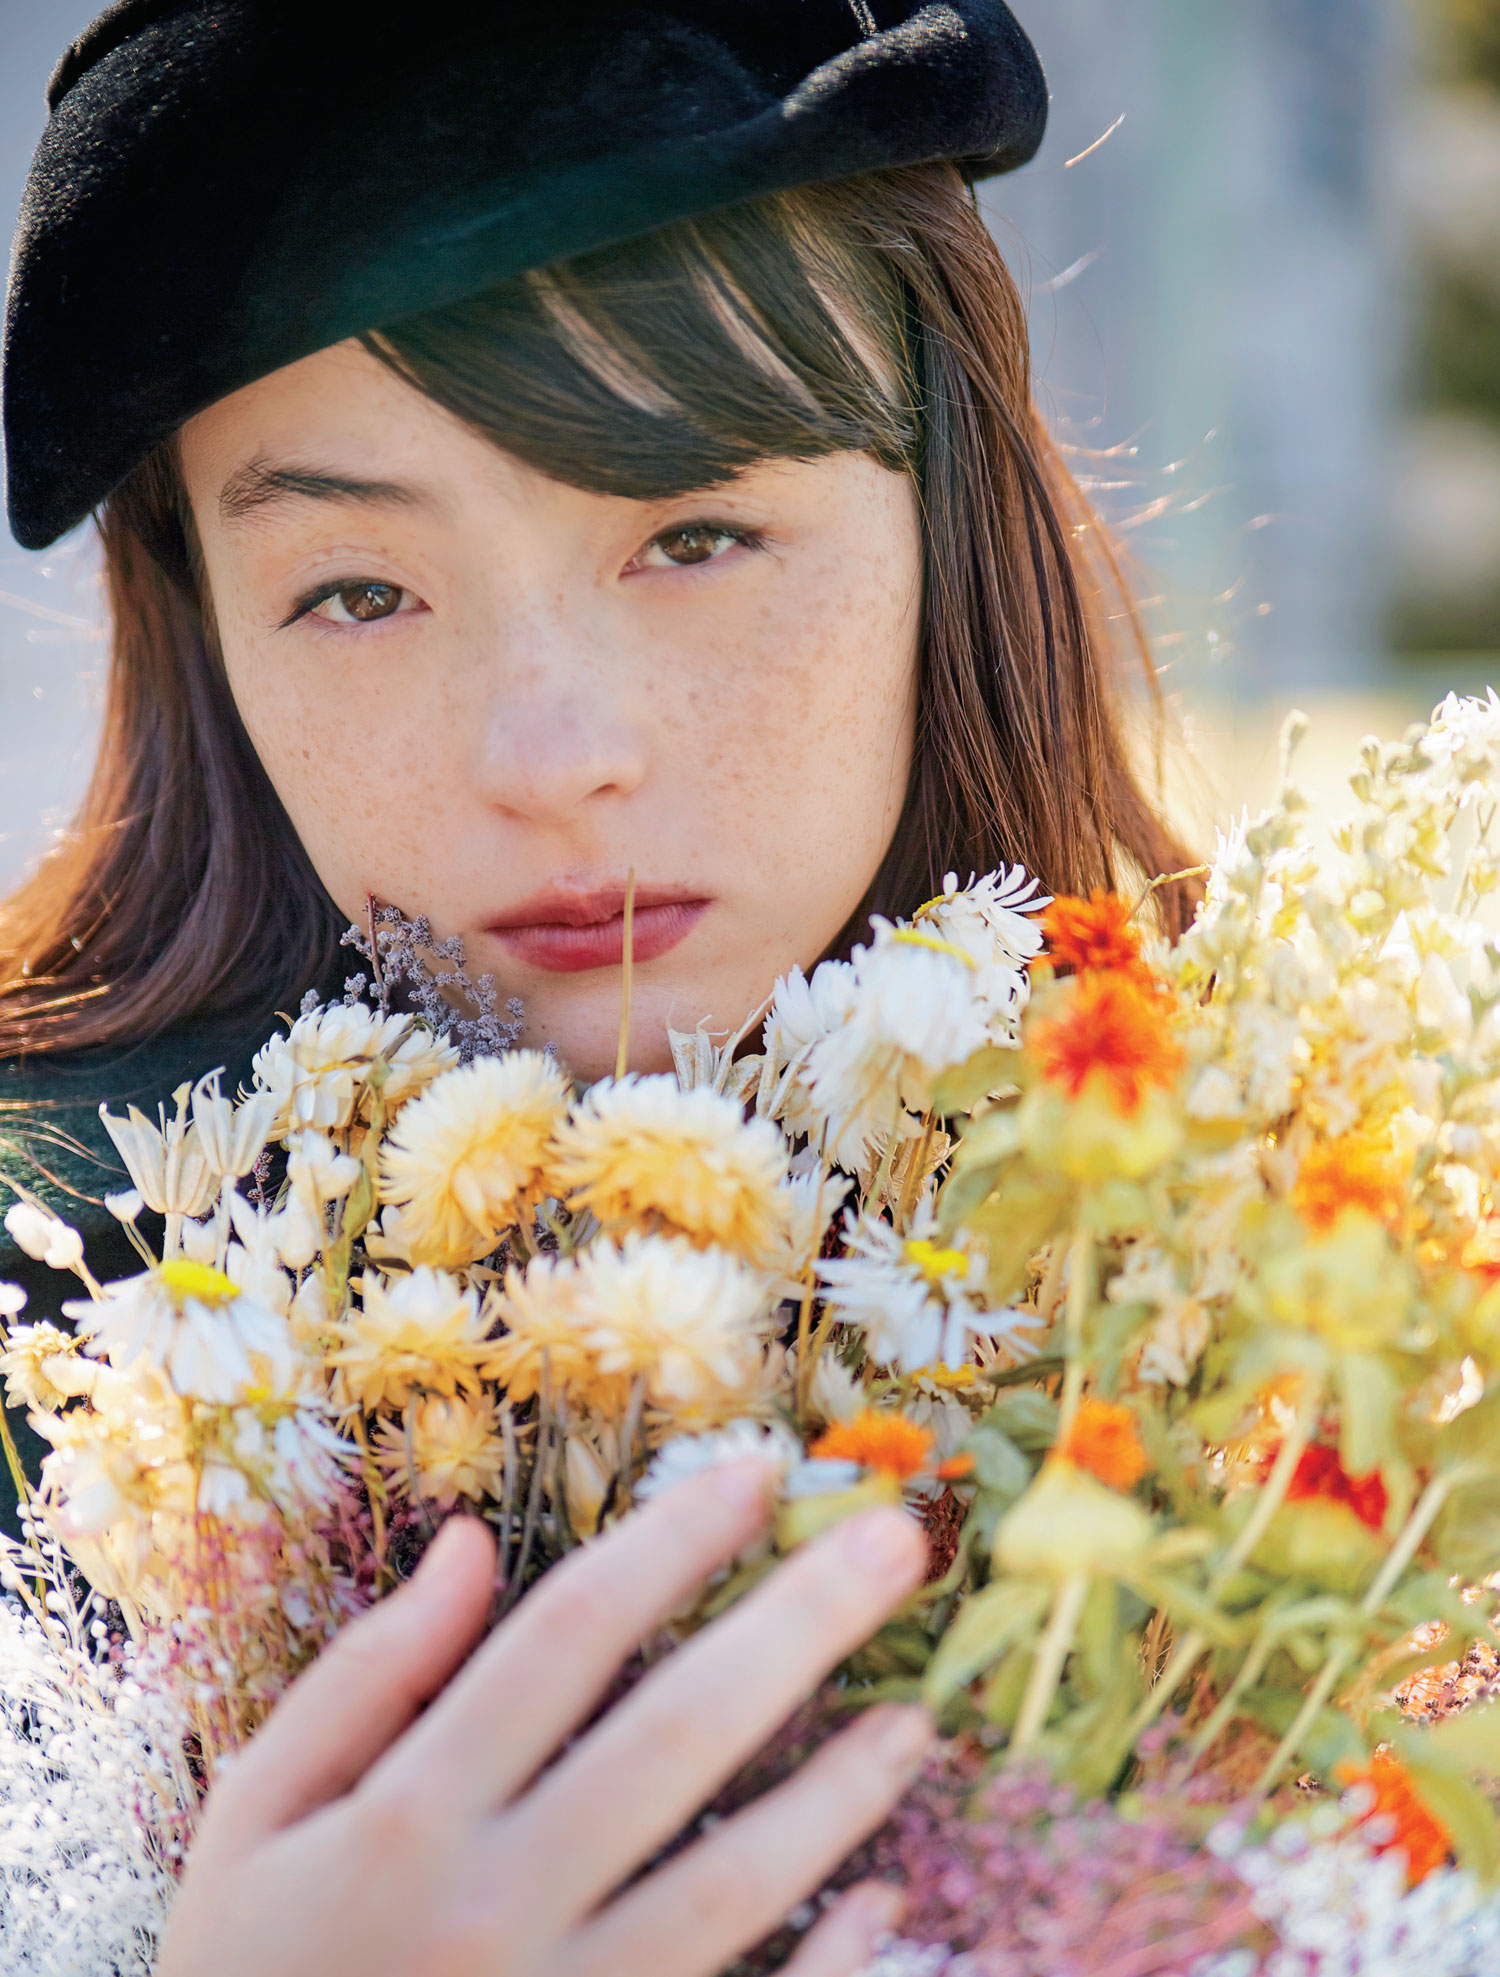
[374,1392,505,1508]
[327,1267,494,1414]
[549,1073,792,1266]
[485,1253,633,1416]
[570,1232,770,1408]
[379,1052,569,1267]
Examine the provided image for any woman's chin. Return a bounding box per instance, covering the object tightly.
[518,1008,682,1085]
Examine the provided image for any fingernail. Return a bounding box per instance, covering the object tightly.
[842,1506,922,1575]
[412,1514,492,1590]
[845,1880,904,1944]
[866,1704,934,1767]
[707,1457,774,1513]
[414,1517,466,1578]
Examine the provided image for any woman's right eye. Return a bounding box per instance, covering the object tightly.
[307,581,419,626]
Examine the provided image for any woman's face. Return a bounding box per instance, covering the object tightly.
[178,342,922,1080]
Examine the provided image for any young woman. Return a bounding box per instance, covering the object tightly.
[0,4,1194,1971]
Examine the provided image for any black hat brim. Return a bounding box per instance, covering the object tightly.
[5,1,1047,549]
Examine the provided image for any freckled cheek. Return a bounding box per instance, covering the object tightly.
[223,634,468,903]
[703,557,917,795]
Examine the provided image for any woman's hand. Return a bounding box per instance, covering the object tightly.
[155,1462,932,1977]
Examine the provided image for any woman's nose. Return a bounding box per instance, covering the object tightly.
[472,675,649,824]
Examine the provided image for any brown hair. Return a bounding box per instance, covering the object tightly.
[0,162,1192,1057]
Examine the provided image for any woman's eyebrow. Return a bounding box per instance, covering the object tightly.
[217,458,435,526]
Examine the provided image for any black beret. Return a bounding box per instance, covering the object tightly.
[3,0,1047,550]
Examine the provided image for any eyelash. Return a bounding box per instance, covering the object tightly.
[279,519,765,631]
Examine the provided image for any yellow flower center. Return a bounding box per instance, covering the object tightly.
[912,1361,978,1388]
[890,928,975,968]
[904,1238,970,1285]
[157,1259,239,1307]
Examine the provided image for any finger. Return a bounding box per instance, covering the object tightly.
[361,1459,775,1816]
[782,1884,907,1977]
[200,1516,497,1848]
[557,1704,929,1977]
[505,1505,927,1932]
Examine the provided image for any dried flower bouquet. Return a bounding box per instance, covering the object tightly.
[9,697,1500,1974]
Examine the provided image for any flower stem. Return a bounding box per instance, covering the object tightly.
[895,1110,936,1233]
[615,868,636,1082]
[1126,1377,1323,1748]
[1009,1570,1089,1759]
[1036,1236,1068,1332]
[794,1163,833,1422]
[0,1399,29,1516]
[1212,1379,1324,1599]
[348,1414,388,1572]
[1054,1226,1092,1442]
[1187,1615,1281,1767]
[1252,1471,1455,1798]
[867,1095,905,1217]
[1251,1643,1352,1802]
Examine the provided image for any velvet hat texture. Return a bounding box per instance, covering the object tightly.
[4,0,1046,550]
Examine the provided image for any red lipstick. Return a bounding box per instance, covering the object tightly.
[486,884,709,974]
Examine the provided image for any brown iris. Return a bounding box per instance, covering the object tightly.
[335,582,402,620]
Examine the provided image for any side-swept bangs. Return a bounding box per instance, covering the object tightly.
[0,163,1194,1053]
[364,187,920,500]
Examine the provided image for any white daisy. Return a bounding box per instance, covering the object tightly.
[917,865,1049,971]
[65,1258,295,1405]
[98,1086,216,1219]
[190,1069,278,1181]
[818,1211,1002,1372]
[636,1418,804,1498]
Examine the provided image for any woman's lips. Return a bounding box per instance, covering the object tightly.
[487,897,709,974]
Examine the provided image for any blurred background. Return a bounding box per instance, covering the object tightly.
[0,0,1497,879]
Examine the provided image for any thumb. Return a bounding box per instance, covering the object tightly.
[200,1517,498,1848]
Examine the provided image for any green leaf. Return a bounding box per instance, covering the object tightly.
[1120,1570,1247,1647]
[1436,1388,1500,1470]
[962,1425,1032,1502]
[922,1578,1051,1706]
[930,1046,1023,1116]
[1141,1527,1217,1571]
[1432,1474,1500,1580]
[1296,1707,1367,1781]
[980,1639,1035,1728]
[1337,1352,1399,1483]
[856,1620,936,1676]
[1087,1295,1154,1389]
[1076,1579,1123,1694]
[981,1388,1059,1454]
[775,1477,900,1551]
[1399,1763,1499,1887]
[1239,1690,1364,1779]
[1056,1684,1141,1798]
[963,1180,1074,1304]
[1403,1702,1500,1782]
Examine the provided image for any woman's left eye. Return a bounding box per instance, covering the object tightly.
[634,525,752,570]
[303,581,421,626]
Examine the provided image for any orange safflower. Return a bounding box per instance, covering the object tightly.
[1337,1748,1452,1885]
[1060,1397,1149,1491]
[1039,890,1147,978]
[1293,1132,1407,1234]
[1031,973,1182,1115]
[1265,1440,1389,1532]
[1460,1221,1500,1282]
[811,1409,934,1481]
